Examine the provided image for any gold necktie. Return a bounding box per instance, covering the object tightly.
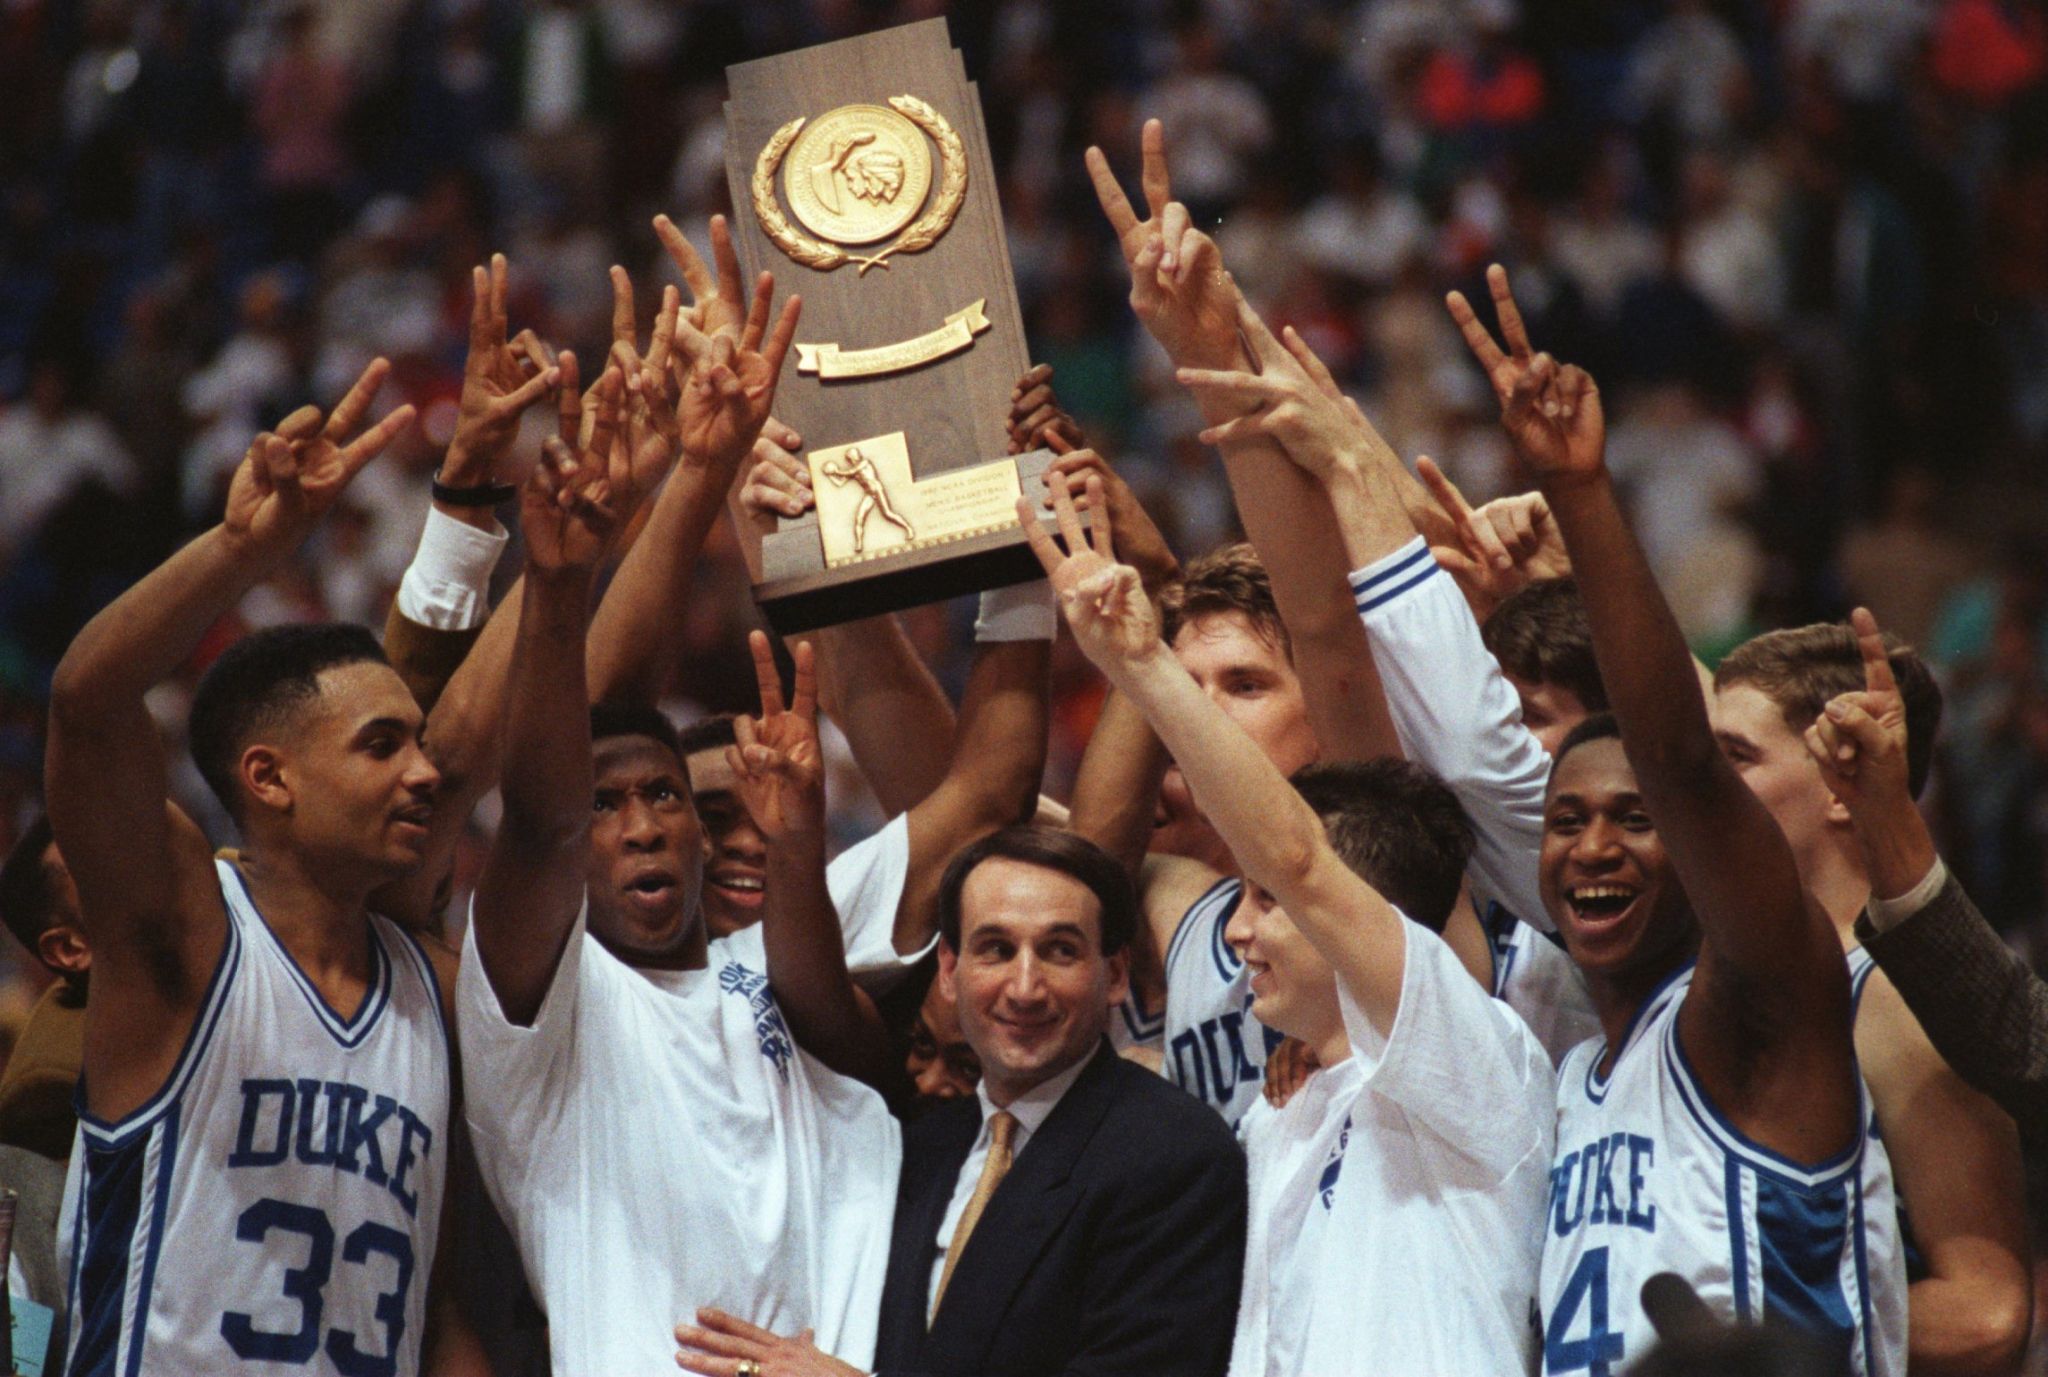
[932,1110,1018,1322]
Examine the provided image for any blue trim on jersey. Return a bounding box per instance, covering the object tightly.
[123,1102,179,1377]
[1664,1020,1862,1189]
[1847,946,1876,1013]
[231,865,392,1048]
[69,1127,148,1377]
[1582,960,1693,1104]
[77,912,243,1147]
[1165,876,1242,977]
[1117,999,1165,1044]
[1347,541,1432,598]
[1353,559,1443,613]
[1852,1171,1875,1377]
[1754,1170,1857,1351]
[1207,892,1243,982]
[1726,1157,1753,1323]
[391,920,451,1055]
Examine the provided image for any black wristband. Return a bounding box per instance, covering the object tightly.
[431,477,519,508]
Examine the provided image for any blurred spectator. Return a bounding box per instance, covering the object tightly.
[0,358,137,562]
[1839,466,1980,648]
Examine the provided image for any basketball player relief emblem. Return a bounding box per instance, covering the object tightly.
[752,97,967,274]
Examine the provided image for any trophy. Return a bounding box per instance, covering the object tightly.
[723,19,1069,632]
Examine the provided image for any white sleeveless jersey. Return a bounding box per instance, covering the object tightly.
[1543,964,1903,1377]
[1485,899,1603,1068]
[61,860,450,1377]
[1163,877,1276,1128]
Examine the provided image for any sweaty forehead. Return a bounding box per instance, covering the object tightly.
[593,734,687,785]
[302,661,420,734]
[1548,735,1635,800]
[1171,610,1290,672]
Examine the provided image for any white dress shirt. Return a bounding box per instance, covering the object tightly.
[927,1043,1101,1312]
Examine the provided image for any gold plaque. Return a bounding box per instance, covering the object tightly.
[782,104,932,245]
[806,432,1022,568]
[752,95,968,275]
[796,299,992,379]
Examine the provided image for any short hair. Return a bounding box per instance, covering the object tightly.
[1550,712,1624,779]
[1289,760,1474,933]
[1482,577,1608,712]
[0,815,60,965]
[189,623,391,818]
[1715,623,1942,795]
[937,825,1137,956]
[589,701,683,761]
[1159,543,1289,659]
[675,713,738,758]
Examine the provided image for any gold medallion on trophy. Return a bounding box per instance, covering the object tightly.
[783,104,933,245]
[752,94,968,274]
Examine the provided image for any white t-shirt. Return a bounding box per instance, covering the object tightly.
[830,812,924,993]
[1230,917,1556,1377]
[456,904,902,1375]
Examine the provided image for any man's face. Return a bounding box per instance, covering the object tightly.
[685,746,766,939]
[1171,611,1319,778]
[1540,737,1695,981]
[906,977,981,1102]
[1223,880,1340,1050]
[584,735,706,962]
[1711,682,1837,871]
[271,662,439,881]
[939,858,1128,1104]
[1505,672,1591,758]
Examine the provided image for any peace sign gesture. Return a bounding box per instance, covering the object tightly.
[522,365,623,575]
[1446,265,1605,486]
[1018,472,1161,672]
[655,213,750,345]
[1803,608,1913,811]
[446,253,560,483]
[1085,119,1245,370]
[729,631,824,842]
[224,357,415,556]
[673,269,801,477]
[1416,457,1570,613]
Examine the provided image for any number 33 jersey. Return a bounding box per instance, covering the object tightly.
[60,860,450,1377]
[1541,964,1904,1377]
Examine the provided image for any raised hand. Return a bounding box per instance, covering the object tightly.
[1018,472,1161,671]
[1446,265,1605,486]
[654,212,749,344]
[1085,119,1245,369]
[1416,457,1570,611]
[224,357,416,554]
[674,269,801,477]
[1176,297,1394,483]
[521,364,622,574]
[1008,363,1087,456]
[446,254,561,483]
[737,420,814,527]
[1803,608,1913,811]
[728,631,825,843]
[1044,442,1180,596]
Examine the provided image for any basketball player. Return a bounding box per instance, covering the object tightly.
[1457,272,1904,1367]
[457,317,899,1375]
[1024,475,1554,1373]
[817,445,914,556]
[45,363,484,1374]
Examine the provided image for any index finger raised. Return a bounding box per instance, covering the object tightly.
[1138,118,1171,220]
[1849,607,1899,696]
[1084,145,1140,241]
[747,628,786,718]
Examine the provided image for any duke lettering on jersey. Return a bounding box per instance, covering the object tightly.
[1166,995,1276,1111]
[227,1079,435,1218]
[1548,1134,1657,1237]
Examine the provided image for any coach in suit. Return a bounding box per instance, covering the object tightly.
[676,825,1247,1377]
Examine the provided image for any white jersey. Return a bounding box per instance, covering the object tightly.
[457,902,900,1375]
[61,860,449,1377]
[830,813,924,994]
[1163,876,1275,1127]
[1487,902,1604,1068]
[1544,965,1904,1377]
[1231,919,1555,1377]
[1352,538,1553,933]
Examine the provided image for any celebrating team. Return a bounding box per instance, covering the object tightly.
[22,118,2028,1377]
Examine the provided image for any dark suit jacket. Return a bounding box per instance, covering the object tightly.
[1857,871,2048,1142]
[876,1043,1246,1377]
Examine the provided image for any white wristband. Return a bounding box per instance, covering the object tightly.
[396,507,509,632]
[975,579,1058,642]
[1868,856,1950,934]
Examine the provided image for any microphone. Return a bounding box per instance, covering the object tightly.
[1641,1272,1720,1342]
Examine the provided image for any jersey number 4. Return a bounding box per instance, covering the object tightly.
[219,1197,415,1376]
[1545,1246,1626,1376]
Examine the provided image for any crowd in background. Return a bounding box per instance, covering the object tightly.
[1,0,2045,1030]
